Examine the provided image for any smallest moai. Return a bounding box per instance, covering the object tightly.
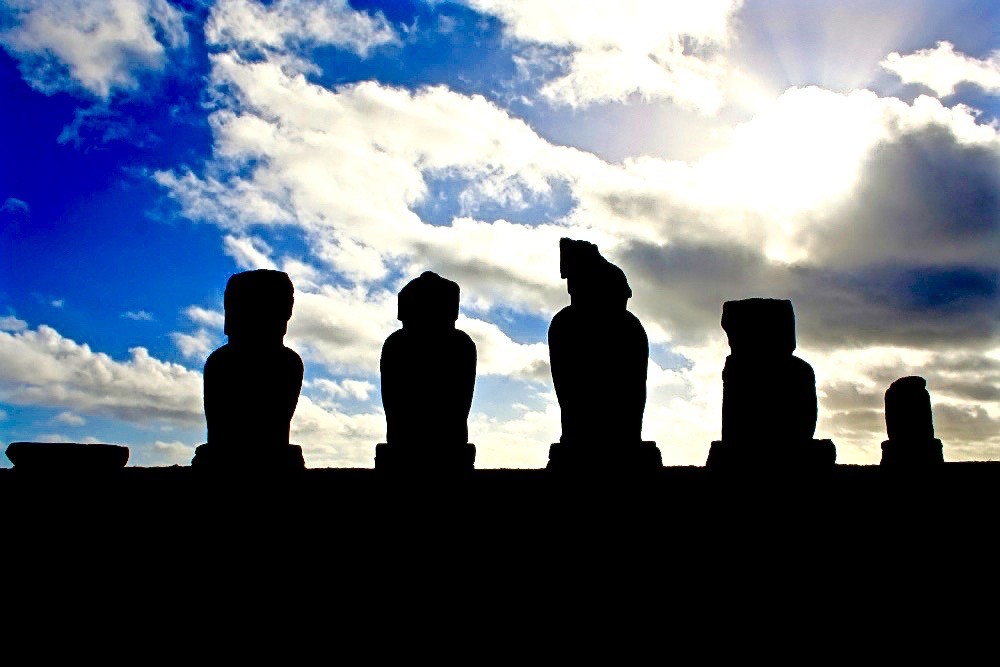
[880,376,944,467]
[377,271,477,473]
[706,298,836,471]
[193,269,305,472]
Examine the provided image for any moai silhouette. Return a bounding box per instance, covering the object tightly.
[192,270,305,471]
[377,271,477,472]
[706,298,835,471]
[547,238,661,472]
[880,376,944,466]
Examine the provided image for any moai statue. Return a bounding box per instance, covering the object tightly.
[192,270,305,471]
[547,238,661,471]
[880,376,944,466]
[377,271,477,472]
[706,298,836,471]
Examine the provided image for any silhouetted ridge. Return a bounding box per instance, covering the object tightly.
[192,269,305,471]
[547,238,661,471]
[377,271,477,472]
[707,298,835,471]
[881,376,944,466]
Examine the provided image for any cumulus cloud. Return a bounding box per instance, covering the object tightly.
[130,439,196,466]
[122,310,154,321]
[0,315,27,332]
[0,323,203,426]
[54,410,85,426]
[184,306,224,329]
[312,378,375,401]
[172,329,216,361]
[463,0,742,111]
[0,0,188,98]
[204,0,397,59]
[882,42,1000,97]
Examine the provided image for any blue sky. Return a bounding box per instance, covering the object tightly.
[1,0,998,467]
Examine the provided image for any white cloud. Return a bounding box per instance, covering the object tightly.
[458,315,549,381]
[0,316,27,332]
[290,395,384,467]
[0,0,188,98]
[311,378,375,401]
[51,299,64,308]
[0,323,203,426]
[184,306,224,329]
[172,328,216,361]
[463,0,743,111]
[54,411,85,426]
[132,439,196,466]
[223,234,278,270]
[205,0,398,58]
[122,310,154,321]
[882,42,1000,97]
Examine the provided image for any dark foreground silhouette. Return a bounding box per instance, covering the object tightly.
[547,238,661,471]
[377,271,477,472]
[707,298,836,471]
[192,269,305,471]
[882,376,944,466]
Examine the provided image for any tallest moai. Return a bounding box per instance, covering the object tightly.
[706,298,836,471]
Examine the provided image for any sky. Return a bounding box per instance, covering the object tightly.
[0,0,997,468]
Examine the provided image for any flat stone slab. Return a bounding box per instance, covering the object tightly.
[191,442,305,471]
[881,438,944,466]
[706,438,836,471]
[375,442,476,472]
[547,440,662,472]
[5,442,129,471]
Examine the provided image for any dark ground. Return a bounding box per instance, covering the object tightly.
[2,463,996,642]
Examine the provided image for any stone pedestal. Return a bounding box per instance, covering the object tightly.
[706,438,836,472]
[880,438,944,467]
[375,442,476,473]
[191,442,305,471]
[547,440,661,473]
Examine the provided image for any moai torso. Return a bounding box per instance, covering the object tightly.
[720,298,817,445]
[549,239,648,445]
[885,376,935,442]
[380,272,477,446]
[205,343,303,449]
[203,270,303,451]
[880,375,943,466]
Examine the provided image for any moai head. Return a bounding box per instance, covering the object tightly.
[885,376,935,442]
[559,238,631,312]
[398,271,460,331]
[721,298,796,356]
[224,269,294,345]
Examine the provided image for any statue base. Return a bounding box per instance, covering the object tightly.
[191,442,305,472]
[706,438,836,471]
[546,440,662,473]
[375,442,476,473]
[880,438,944,466]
